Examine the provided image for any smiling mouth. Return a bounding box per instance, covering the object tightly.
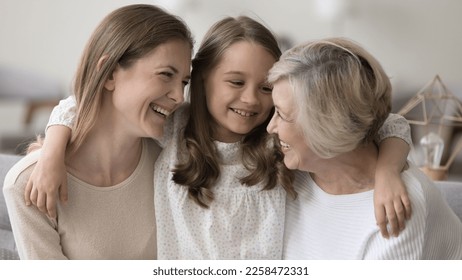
[150,103,171,119]
[280,140,290,150]
[231,108,257,117]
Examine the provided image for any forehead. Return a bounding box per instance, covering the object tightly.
[144,39,191,69]
[216,41,276,73]
[272,79,295,109]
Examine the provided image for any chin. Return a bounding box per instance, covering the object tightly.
[283,158,298,170]
[145,129,163,140]
[230,125,253,135]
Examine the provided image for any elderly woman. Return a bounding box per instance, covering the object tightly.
[267,38,462,259]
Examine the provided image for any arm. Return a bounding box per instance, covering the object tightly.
[25,96,76,218]
[4,153,68,259]
[374,113,412,238]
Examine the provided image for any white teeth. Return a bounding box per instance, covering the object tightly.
[280,141,290,149]
[150,104,170,117]
[232,108,257,117]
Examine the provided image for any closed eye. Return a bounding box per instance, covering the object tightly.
[260,83,273,94]
[160,71,174,78]
[228,80,244,87]
[276,108,294,122]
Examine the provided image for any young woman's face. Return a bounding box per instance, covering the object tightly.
[267,79,319,172]
[109,39,191,139]
[204,41,275,143]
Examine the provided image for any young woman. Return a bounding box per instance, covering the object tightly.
[24,17,412,259]
[3,4,193,259]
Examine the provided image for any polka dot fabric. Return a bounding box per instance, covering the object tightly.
[154,106,286,259]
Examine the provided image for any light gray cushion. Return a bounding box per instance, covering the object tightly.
[0,153,22,260]
[0,247,19,260]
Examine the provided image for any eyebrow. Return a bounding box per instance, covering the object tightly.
[223,70,245,75]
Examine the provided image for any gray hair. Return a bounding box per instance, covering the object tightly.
[268,37,391,158]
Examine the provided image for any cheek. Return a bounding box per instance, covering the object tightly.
[260,95,274,115]
[294,140,317,171]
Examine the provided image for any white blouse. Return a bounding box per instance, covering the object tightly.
[46,96,412,259]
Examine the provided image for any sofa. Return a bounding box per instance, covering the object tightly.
[1,153,462,260]
[1,153,22,259]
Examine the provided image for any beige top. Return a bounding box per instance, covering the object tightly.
[3,138,160,260]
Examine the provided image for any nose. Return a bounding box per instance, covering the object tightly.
[167,82,185,105]
[267,112,277,133]
[240,87,259,105]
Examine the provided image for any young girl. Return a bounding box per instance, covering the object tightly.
[4,4,193,259]
[25,17,412,259]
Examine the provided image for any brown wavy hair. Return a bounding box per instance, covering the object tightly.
[69,4,193,153]
[172,16,295,208]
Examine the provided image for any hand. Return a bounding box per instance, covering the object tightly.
[24,155,68,219]
[374,169,412,239]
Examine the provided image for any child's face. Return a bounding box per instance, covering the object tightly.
[204,41,275,143]
[108,39,191,140]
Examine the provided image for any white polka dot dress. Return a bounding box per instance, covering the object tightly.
[154,105,286,259]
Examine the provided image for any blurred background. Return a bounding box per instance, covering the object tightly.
[0,0,461,179]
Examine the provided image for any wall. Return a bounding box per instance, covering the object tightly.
[1,0,461,103]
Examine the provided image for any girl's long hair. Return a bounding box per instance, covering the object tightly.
[172,16,295,208]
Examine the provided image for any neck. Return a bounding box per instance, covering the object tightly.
[66,115,143,187]
[311,143,378,195]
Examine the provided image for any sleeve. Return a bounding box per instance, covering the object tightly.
[2,151,68,260]
[375,113,412,146]
[46,95,77,131]
[364,223,425,259]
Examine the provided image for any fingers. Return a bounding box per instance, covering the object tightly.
[30,187,38,207]
[36,191,48,215]
[378,198,410,239]
[24,180,33,206]
[46,195,57,219]
[402,195,412,220]
[36,188,60,218]
[394,200,406,232]
[385,203,399,237]
[375,206,390,239]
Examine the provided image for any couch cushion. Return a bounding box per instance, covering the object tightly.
[0,153,22,259]
[0,248,19,260]
[0,153,22,231]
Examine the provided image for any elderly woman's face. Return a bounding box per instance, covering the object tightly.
[267,79,317,171]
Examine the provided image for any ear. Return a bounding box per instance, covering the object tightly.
[97,55,116,91]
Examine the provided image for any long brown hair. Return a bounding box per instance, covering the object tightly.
[172,16,295,208]
[69,4,193,153]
